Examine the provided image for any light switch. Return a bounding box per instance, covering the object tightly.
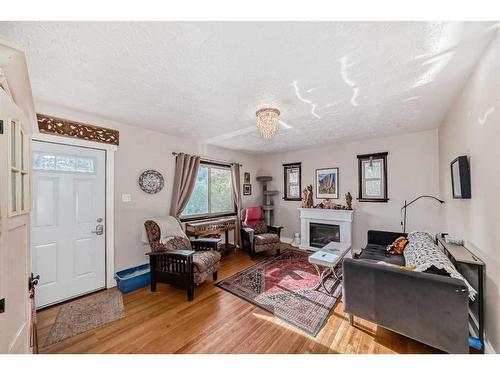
[122,194,132,202]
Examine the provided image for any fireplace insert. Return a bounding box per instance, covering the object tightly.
[309,222,340,248]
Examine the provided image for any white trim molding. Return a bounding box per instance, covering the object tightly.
[31,132,117,288]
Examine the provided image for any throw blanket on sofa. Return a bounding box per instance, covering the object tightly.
[403,231,477,300]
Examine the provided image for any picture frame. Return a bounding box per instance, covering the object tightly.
[243,183,252,196]
[450,156,471,199]
[316,167,339,199]
[244,172,251,184]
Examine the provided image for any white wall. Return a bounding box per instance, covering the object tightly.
[438,31,500,353]
[34,101,262,272]
[257,129,442,250]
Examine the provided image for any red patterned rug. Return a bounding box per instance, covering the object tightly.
[216,249,341,336]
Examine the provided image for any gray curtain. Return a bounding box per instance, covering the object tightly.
[231,163,242,248]
[169,153,201,218]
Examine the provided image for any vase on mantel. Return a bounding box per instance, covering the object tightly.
[256,176,278,226]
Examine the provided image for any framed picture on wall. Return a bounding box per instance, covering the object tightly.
[316,167,339,199]
[244,172,251,184]
[243,183,252,196]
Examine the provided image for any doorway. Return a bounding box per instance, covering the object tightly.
[31,141,106,308]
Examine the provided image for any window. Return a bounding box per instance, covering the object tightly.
[182,162,235,219]
[357,152,388,202]
[283,162,301,201]
[33,152,95,173]
[9,119,29,215]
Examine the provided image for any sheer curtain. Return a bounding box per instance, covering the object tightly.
[231,163,242,248]
[169,153,201,218]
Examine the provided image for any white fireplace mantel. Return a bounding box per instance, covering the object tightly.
[298,208,354,251]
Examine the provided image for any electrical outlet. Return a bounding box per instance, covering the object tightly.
[121,194,132,202]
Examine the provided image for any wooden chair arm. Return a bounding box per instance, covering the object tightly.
[190,238,220,251]
[267,225,283,236]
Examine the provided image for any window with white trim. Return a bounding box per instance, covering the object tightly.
[9,119,29,215]
[181,162,235,219]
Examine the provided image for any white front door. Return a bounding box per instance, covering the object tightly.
[31,141,106,308]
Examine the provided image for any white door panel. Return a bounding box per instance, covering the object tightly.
[32,141,105,308]
[0,89,32,353]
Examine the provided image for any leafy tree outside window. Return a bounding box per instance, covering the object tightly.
[182,163,235,218]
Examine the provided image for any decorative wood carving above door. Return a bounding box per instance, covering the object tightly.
[37,113,119,145]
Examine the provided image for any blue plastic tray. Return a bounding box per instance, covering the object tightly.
[115,263,150,293]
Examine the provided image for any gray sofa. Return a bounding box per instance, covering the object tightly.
[343,230,470,354]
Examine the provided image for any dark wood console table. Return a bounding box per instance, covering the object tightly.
[436,233,485,353]
[185,216,237,255]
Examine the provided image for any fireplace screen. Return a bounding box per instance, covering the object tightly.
[309,222,340,248]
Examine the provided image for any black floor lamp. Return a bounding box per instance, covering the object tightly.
[401,195,445,233]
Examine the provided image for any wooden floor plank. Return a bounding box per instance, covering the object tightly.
[37,245,439,354]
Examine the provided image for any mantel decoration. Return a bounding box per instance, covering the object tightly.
[37,113,119,145]
[138,170,164,194]
[301,185,314,208]
[256,107,280,139]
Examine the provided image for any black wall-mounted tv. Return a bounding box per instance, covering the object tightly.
[451,156,471,199]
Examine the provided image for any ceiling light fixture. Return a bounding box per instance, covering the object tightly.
[256,107,280,139]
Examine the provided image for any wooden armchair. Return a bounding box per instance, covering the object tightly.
[144,220,221,301]
[240,208,283,259]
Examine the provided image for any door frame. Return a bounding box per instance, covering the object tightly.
[31,132,118,288]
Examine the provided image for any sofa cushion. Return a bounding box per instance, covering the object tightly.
[254,233,280,245]
[359,244,406,266]
[244,221,268,235]
[192,250,221,273]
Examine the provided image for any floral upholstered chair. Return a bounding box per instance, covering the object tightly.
[144,217,221,301]
[240,207,283,259]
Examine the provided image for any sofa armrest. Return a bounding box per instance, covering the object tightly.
[342,258,469,353]
[367,230,406,247]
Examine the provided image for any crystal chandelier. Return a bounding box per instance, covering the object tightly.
[256,107,280,139]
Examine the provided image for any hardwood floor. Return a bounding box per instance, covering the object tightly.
[36,245,439,354]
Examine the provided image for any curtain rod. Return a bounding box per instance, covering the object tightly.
[171,152,242,167]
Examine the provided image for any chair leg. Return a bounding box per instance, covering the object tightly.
[276,245,281,256]
[150,282,157,292]
[348,314,354,326]
[187,285,194,301]
[213,271,218,281]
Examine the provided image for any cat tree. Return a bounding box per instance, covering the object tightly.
[256,176,278,225]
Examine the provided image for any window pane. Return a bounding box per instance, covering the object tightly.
[365,180,382,197]
[33,153,95,173]
[21,173,25,211]
[285,166,300,198]
[364,160,382,179]
[183,166,209,216]
[11,172,17,212]
[289,185,300,198]
[33,153,56,170]
[20,130,25,170]
[11,121,17,168]
[75,158,95,173]
[210,167,233,213]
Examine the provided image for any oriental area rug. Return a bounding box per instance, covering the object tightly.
[216,249,342,336]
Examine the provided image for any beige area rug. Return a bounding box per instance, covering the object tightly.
[45,288,125,346]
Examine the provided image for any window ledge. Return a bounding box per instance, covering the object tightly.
[180,212,237,223]
[357,198,389,203]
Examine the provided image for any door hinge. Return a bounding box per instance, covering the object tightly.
[0,119,3,134]
[0,298,5,314]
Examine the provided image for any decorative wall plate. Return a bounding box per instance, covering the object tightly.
[138,170,164,194]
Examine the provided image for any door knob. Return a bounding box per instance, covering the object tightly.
[91,224,104,235]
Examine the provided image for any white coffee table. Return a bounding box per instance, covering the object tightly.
[308,241,351,295]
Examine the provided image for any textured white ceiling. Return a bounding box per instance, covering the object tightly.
[0,21,497,153]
